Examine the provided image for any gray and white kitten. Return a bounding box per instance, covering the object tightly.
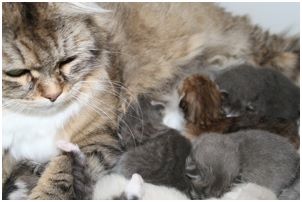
[187,130,299,199]
[215,65,300,120]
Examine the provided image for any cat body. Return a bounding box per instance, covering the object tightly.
[2,102,82,162]
[187,130,299,199]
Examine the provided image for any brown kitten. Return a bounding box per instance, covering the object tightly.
[179,74,299,148]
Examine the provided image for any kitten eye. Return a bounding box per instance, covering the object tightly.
[58,56,77,68]
[5,69,30,77]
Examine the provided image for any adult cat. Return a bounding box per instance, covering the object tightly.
[2,2,299,199]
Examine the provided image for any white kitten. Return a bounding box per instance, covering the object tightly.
[93,173,189,200]
[210,183,277,200]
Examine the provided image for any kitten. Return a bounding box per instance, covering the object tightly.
[117,95,168,149]
[210,183,277,200]
[186,133,240,199]
[215,64,300,120]
[177,74,299,148]
[186,130,299,199]
[93,173,190,200]
[115,130,191,192]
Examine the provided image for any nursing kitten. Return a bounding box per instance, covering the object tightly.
[117,95,168,149]
[186,133,240,199]
[186,130,299,199]
[210,183,277,200]
[115,131,191,192]
[178,74,299,148]
[215,65,300,120]
[93,173,189,200]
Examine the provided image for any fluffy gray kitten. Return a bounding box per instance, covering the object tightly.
[187,130,300,199]
[118,95,168,149]
[115,131,191,193]
[215,65,300,120]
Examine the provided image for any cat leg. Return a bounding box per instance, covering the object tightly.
[29,141,92,199]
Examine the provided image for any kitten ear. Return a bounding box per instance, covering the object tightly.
[185,157,201,180]
[220,89,229,100]
[57,3,110,16]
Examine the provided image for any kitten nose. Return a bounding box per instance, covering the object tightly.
[44,91,62,102]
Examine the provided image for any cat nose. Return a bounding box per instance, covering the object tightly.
[43,91,62,102]
[40,81,63,102]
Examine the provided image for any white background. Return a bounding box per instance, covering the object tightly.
[219,2,300,35]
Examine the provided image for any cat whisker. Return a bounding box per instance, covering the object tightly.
[71,90,138,147]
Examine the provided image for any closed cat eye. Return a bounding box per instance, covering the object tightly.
[5,69,30,77]
[58,56,77,68]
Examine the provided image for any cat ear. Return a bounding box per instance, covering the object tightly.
[185,157,201,180]
[57,3,110,16]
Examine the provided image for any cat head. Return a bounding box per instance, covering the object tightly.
[2,3,110,114]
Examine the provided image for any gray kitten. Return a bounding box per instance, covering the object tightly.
[115,131,192,193]
[118,95,167,149]
[186,133,240,199]
[215,65,300,120]
[279,168,300,200]
[187,130,300,199]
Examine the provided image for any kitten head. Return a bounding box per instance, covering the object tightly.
[2,3,110,114]
[178,74,224,136]
[186,133,240,199]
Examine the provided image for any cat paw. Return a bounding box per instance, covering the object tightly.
[124,173,144,200]
[56,140,80,153]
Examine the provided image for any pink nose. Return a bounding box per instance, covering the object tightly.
[43,91,62,102]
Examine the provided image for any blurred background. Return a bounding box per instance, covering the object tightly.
[219,2,300,35]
